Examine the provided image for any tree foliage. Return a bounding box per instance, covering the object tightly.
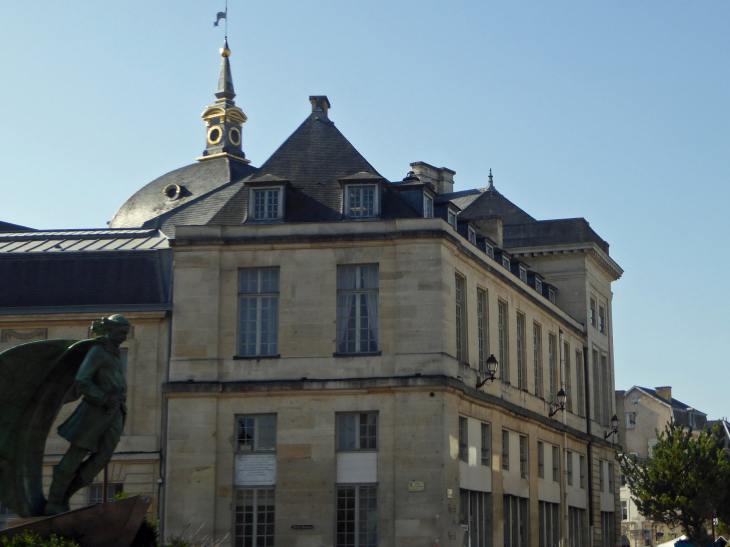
[619,421,730,544]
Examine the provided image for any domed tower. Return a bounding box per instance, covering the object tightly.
[198,39,249,163]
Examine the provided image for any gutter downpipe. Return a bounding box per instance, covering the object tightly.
[560,329,568,547]
[584,346,595,547]
[158,262,175,541]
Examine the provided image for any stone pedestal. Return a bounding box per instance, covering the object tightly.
[0,495,151,547]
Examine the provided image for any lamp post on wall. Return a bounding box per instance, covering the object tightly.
[549,389,567,418]
[605,414,620,441]
[476,354,498,389]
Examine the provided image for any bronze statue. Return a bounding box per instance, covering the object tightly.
[0,315,130,517]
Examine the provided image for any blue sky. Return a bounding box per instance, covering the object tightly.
[1,1,728,420]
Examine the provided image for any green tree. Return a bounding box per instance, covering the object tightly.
[619,421,730,544]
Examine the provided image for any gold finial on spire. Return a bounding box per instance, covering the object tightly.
[220,38,231,57]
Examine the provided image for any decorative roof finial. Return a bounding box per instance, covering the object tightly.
[215,39,235,100]
[220,38,231,58]
[487,168,494,190]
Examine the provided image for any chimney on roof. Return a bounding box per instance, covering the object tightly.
[309,96,331,119]
[655,386,672,402]
[410,162,455,194]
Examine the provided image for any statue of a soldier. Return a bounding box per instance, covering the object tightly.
[0,315,131,517]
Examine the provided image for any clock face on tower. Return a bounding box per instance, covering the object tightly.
[207,126,223,145]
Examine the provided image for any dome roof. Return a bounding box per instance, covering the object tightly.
[109,157,257,231]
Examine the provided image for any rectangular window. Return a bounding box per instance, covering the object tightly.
[601,354,610,427]
[576,351,585,418]
[621,501,628,520]
[567,451,573,486]
[346,185,377,218]
[237,415,277,452]
[599,460,604,492]
[252,188,282,220]
[504,495,529,547]
[626,412,636,429]
[468,226,477,245]
[579,455,586,489]
[601,512,614,547]
[88,483,123,505]
[516,313,526,391]
[502,430,510,471]
[477,289,488,371]
[235,488,275,547]
[460,490,492,547]
[448,210,457,229]
[423,193,434,218]
[552,446,559,483]
[548,289,555,304]
[519,435,528,478]
[535,278,542,295]
[337,265,379,354]
[519,267,527,283]
[568,507,587,547]
[238,269,280,357]
[484,243,494,258]
[598,306,605,333]
[498,301,509,383]
[593,349,602,425]
[537,441,545,479]
[336,485,377,547]
[337,412,378,451]
[565,343,572,413]
[538,501,560,547]
[455,274,467,364]
[481,423,491,467]
[459,416,469,463]
[589,298,596,327]
[548,334,557,403]
[620,474,626,487]
[608,462,614,494]
[533,323,543,398]
[502,256,510,270]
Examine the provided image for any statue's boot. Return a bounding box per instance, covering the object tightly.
[45,466,76,515]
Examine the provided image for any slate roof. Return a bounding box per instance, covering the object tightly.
[442,185,537,225]
[109,157,257,231]
[0,229,168,253]
[0,221,33,233]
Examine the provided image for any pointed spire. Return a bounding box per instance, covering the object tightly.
[215,39,235,100]
[487,168,494,190]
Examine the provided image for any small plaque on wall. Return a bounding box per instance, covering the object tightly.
[408,481,425,492]
[235,454,276,486]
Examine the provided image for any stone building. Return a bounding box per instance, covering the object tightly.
[0,41,623,547]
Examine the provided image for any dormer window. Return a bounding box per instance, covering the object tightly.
[502,256,510,269]
[548,289,555,304]
[251,188,283,220]
[345,185,378,218]
[535,278,542,295]
[447,210,457,229]
[423,193,434,218]
[468,226,477,245]
[484,243,494,258]
[519,266,527,283]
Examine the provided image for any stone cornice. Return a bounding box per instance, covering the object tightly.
[508,242,623,282]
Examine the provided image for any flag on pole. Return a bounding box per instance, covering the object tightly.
[214,12,226,27]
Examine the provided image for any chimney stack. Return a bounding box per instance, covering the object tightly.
[309,96,331,119]
[655,386,672,402]
[410,162,455,195]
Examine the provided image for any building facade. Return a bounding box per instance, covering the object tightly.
[0,42,624,547]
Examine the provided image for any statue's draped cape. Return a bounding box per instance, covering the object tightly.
[0,339,99,517]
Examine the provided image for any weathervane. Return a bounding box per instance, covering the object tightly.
[214,0,228,39]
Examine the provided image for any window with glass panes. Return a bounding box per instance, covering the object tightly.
[565,343,572,412]
[346,185,376,218]
[601,354,610,427]
[88,483,123,505]
[538,441,545,479]
[252,188,282,220]
[621,501,628,520]
[533,324,543,398]
[579,455,586,489]
[238,269,279,357]
[593,350,602,425]
[423,193,434,218]
[477,289,488,371]
[448,211,457,229]
[502,256,510,269]
[336,265,379,354]
[590,298,596,327]
[601,512,614,547]
[519,267,527,283]
[516,313,526,391]
[548,334,557,403]
[481,423,491,467]
[336,485,377,547]
[468,226,477,245]
[599,460,605,492]
[608,463,614,493]
[567,451,573,486]
[519,435,528,478]
[235,488,275,547]
[552,445,559,482]
[575,351,585,418]
[503,495,529,547]
[502,430,510,470]
[498,301,509,383]
[598,305,605,333]
[539,501,560,547]
[455,274,467,364]
[237,415,277,452]
[337,412,377,451]
[460,489,492,547]
[569,507,587,547]
[459,416,469,462]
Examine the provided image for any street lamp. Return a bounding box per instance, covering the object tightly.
[605,414,619,440]
[476,354,498,389]
[549,389,567,418]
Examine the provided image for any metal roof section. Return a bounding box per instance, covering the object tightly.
[0,229,168,253]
